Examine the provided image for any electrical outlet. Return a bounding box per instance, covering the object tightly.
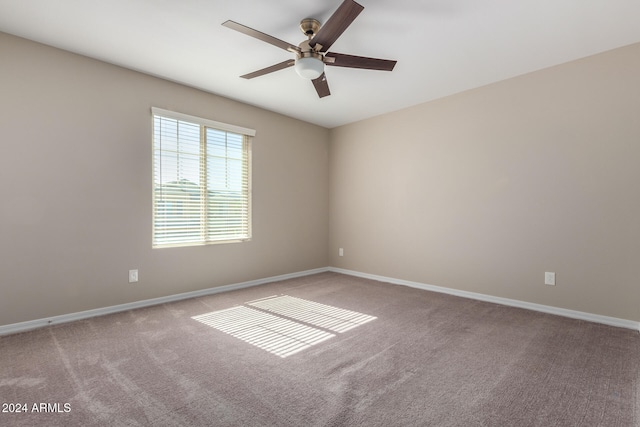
[339,248,344,257]
[129,269,139,283]
[544,272,555,286]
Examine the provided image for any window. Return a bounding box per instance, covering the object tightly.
[152,108,254,248]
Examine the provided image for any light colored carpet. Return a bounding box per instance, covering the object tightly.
[1,272,639,426]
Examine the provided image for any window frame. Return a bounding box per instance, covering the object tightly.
[151,107,255,248]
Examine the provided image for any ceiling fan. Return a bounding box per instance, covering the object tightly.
[222,0,397,98]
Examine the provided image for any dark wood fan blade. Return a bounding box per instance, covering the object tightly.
[309,0,364,52]
[312,73,331,98]
[223,20,300,53]
[325,52,397,71]
[240,60,295,79]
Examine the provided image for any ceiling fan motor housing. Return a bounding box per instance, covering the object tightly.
[295,39,325,79]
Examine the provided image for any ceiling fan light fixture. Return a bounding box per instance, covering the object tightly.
[294,55,324,79]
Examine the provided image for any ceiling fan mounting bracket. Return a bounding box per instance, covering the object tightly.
[299,18,321,38]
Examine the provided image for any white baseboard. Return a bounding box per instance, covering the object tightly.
[0,267,330,336]
[328,267,640,332]
[3,266,637,336]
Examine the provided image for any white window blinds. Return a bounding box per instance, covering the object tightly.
[152,108,254,248]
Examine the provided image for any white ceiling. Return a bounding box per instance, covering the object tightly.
[1,0,640,128]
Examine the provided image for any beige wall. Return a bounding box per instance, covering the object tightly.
[0,33,329,326]
[329,43,640,322]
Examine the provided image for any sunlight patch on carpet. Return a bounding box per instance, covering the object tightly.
[193,306,334,358]
[247,295,377,333]
[192,295,376,358]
